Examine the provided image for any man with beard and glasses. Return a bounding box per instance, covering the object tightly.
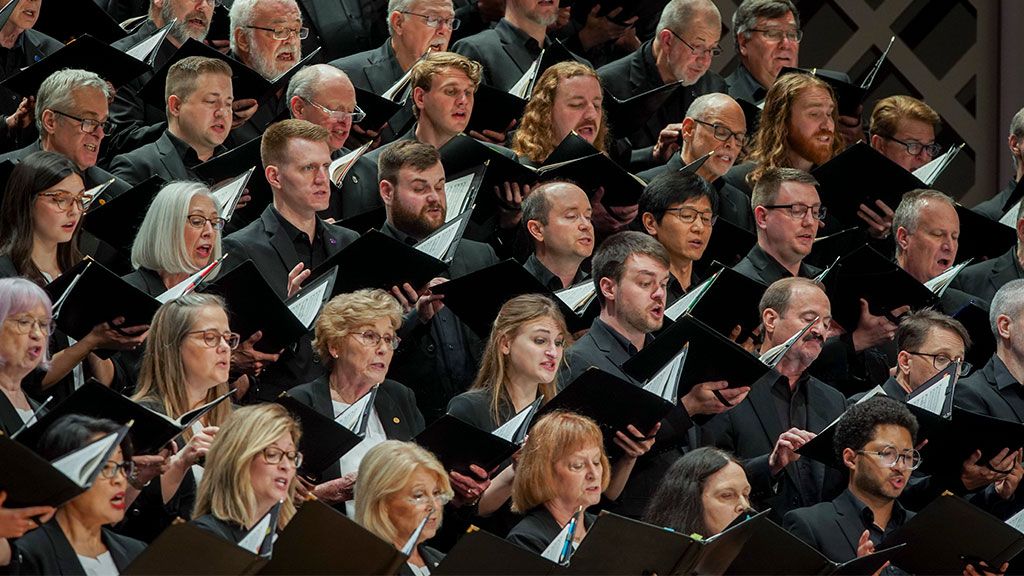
[559,231,750,517]
[226,0,305,145]
[287,64,381,222]
[453,0,587,92]
[702,277,847,522]
[376,140,499,423]
[597,0,728,170]
[0,0,62,153]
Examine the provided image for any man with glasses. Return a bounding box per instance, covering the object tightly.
[223,119,359,399]
[783,396,924,563]
[597,0,728,169]
[638,93,754,233]
[110,57,233,186]
[521,181,593,291]
[287,64,380,221]
[869,96,943,173]
[703,277,848,522]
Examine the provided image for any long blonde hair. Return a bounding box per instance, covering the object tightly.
[193,404,301,529]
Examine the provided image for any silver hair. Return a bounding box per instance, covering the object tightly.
[685,92,736,122]
[891,189,955,256]
[228,0,261,55]
[131,181,223,276]
[35,69,111,134]
[1010,106,1024,170]
[286,64,350,104]
[989,279,1024,337]
[656,0,720,37]
[0,277,53,370]
[386,0,420,35]
[732,0,799,49]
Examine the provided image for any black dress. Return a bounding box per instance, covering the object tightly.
[506,506,597,555]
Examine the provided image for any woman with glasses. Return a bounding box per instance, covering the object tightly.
[287,289,425,514]
[122,293,236,542]
[0,151,147,400]
[355,440,453,576]
[2,414,145,574]
[191,403,301,547]
[0,278,54,436]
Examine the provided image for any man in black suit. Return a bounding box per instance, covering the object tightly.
[972,106,1023,222]
[597,0,727,169]
[286,64,380,221]
[520,181,593,291]
[293,0,388,63]
[953,203,1023,303]
[375,140,499,422]
[637,93,753,233]
[109,56,233,186]
[783,396,921,565]
[702,277,848,521]
[223,119,359,399]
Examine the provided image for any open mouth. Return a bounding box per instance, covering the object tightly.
[576,125,596,139]
[277,51,296,63]
[84,143,98,153]
[195,244,212,259]
[649,306,664,320]
[274,477,289,490]
[936,257,952,268]
[110,492,126,510]
[540,360,556,372]
[428,40,446,52]
[26,346,42,359]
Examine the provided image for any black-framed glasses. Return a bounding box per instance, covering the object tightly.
[37,191,93,213]
[664,206,717,226]
[186,329,241,349]
[243,25,309,40]
[880,135,942,158]
[349,330,400,350]
[748,28,803,43]
[300,96,366,123]
[693,119,747,146]
[856,446,922,470]
[762,203,827,221]
[51,110,112,135]
[666,28,722,57]
[399,10,461,30]
[4,315,53,336]
[99,460,136,480]
[186,214,227,231]
[908,351,971,375]
[261,446,303,468]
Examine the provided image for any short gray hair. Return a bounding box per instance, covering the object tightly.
[990,279,1024,337]
[1010,106,1024,170]
[35,69,111,134]
[891,189,955,255]
[286,64,349,104]
[732,0,799,49]
[387,0,427,35]
[657,0,720,36]
[228,0,261,55]
[131,181,223,276]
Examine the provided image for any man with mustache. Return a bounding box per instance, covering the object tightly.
[109,57,233,186]
[560,231,751,517]
[597,0,728,169]
[521,181,594,291]
[376,140,499,423]
[287,64,380,221]
[702,276,848,521]
[638,93,754,234]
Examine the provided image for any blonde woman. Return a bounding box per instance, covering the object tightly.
[355,441,453,576]
[191,404,301,545]
[123,293,237,542]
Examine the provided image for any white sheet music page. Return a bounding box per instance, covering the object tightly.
[288,276,331,327]
[444,172,475,222]
[906,372,952,416]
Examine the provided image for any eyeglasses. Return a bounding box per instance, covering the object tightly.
[908,351,971,375]
[399,11,461,30]
[748,28,803,43]
[856,446,922,470]
[186,329,241,349]
[407,490,453,507]
[37,191,93,213]
[693,119,747,146]
[762,203,827,221]
[99,460,136,480]
[350,330,401,350]
[5,315,52,335]
[186,214,227,231]
[300,97,366,123]
[261,446,303,468]
[880,135,943,158]
[244,25,309,40]
[51,110,112,135]
[664,206,717,225]
[666,29,721,57]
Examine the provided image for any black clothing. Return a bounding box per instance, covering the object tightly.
[733,243,822,285]
[190,514,248,546]
[522,254,587,291]
[321,150,382,221]
[446,387,508,433]
[952,246,1024,304]
[972,178,1019,221]
[453,19,579,92]
[297,0,389,63]
[122,267,167,296]
[330,40,405,96]
[0,30,62,152]
[108,130,222,186]
[725,63,767,104]
[506,506,596,555]
[637,156,756,235]
[397,545,446,576]
[10,520,145,575]
[956,355,1024,423]
[0,387,44,436]
[0,139,132,200]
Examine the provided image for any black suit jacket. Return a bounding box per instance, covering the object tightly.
[396,545,445,576]
[972,179,1019,221]
[321,151,382,221]
[222,206,359,397]
[506,506,595,555]
[11,520,145,575]
[0,386,43,436]
[732,244,822,286]
[783,490,912,564]
[0,30,62,116]
[286,376,426,481]
[701,371,848,522]
[330,40,404,96]
[952,247,1023,304]
[453,19,557,91]
[108,130,193,186]
[955,355,1024,422]
[190,514,247,545]
[297,0,388,63]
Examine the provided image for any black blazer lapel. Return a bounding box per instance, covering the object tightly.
[365,42,402,95]
[588,321,634,382]
[989,250,1017,298]
[832,498,865,558]
[376,383,415,440]
[309,377,343,480]
[747,375,801,489]
[42,521,86,575]
[0,392,27,436]
[155,132,189,180]
[260,208,303,275]
[495,24,535,74]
